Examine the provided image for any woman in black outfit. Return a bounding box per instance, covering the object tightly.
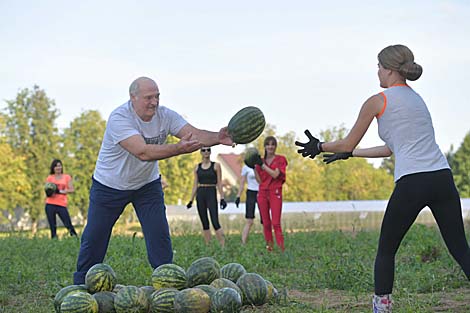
[187,147,227,247]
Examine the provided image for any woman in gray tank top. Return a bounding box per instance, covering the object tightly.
[295,44,470,313]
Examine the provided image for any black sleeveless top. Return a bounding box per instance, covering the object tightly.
[197,162,217,184]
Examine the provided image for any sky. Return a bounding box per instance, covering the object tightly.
[1,1,469,165]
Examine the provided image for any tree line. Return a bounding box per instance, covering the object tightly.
[1,86,469,230]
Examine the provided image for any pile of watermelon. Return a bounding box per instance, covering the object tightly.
[54,257,280,313]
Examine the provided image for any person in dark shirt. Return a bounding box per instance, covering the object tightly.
[187,147,227,247]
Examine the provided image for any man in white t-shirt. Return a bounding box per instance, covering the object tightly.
[73,76,233,284]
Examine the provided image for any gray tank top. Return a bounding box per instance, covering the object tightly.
[377,85,449,182]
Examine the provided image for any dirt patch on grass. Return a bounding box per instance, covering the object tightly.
[288,287,470,312]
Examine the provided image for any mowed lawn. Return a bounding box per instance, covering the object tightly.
[1,218,470,312]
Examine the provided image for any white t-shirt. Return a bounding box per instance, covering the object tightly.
[94,101,187,190]
[241,165,259,191]
[378,86,449,182]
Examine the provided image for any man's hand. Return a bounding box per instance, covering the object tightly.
[295,129,323,159]
[186,201,193,209]
[176,133,203,155]
[235,197,240,208]
[218,127,234,146]
[323,152,353,164]
[220,199,227,210]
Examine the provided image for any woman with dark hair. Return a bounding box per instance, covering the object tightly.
[187,147,227,247]
[295,44,470,312]
[44,159,77,238]
[252,136,288,252]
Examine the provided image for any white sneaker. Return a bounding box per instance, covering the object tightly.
[373,294,392,313]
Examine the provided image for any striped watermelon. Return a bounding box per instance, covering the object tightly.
[114,286,149,313]
[186,257,221,287]
[174,288,210,313]
[236,273,268,306]
[44,182,58,196]
[92,291,116,313]
[149,288,178,313]
[243,147,261,169]
[54,284,88,312]
[85,263,117,293]
[210,278,243,299]
[265,280,279,303]
[60,291,98,313]
[210,287,242,313]
[151,263,187,290]
[194,284,217,298]
[220,263,247,283]
[227,106,266,144]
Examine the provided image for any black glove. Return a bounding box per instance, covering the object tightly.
[295,129,323,159]
[55,185,61,194]
[322,152,353,164]
[186,201,193,209]
[253,154,263,167]
[220,199,227,210]
[45,189,54,197]
[235,197,240,208]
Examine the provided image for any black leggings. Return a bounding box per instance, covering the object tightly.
[196,187,221,230]
[245,189,258,219]
[45,204,77,238]
[374,169,470,295]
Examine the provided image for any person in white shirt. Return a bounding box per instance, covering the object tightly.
[295,44,470,313]
[236,164,260,244]
[73,76,233,284]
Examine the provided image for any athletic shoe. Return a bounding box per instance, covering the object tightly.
[373,294,392,312]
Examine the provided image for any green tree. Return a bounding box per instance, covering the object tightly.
[322,158,393,200]
[0,114,31,228]
[62,110,106,221]
[319,126,394,200]
[449,132,470,197]
[4,86,60,234]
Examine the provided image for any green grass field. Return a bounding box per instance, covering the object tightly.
[1,215,470,312]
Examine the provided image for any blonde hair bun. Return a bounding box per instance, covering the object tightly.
[378,45,423,81]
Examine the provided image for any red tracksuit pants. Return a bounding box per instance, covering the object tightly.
[257,188,284,251]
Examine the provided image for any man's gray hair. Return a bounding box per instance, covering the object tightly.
[129,77,155,96]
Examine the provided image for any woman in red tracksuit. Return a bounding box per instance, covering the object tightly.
[254,136,288,252]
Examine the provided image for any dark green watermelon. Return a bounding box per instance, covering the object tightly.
[60,291,98,313]
[85,263,117,293]
[149,288,178,313]
[210,278,243,300]
[243,147,261,169]
[228,106,266,144]
[174,288,210,313]
[210,287,242,313]
[236,273,268,306]
[151,263,187,290]
[114,285,149,313]
[54,284,89,312]
[220,263,247,283]
[93,291,116,313]
[186,257,221,287]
